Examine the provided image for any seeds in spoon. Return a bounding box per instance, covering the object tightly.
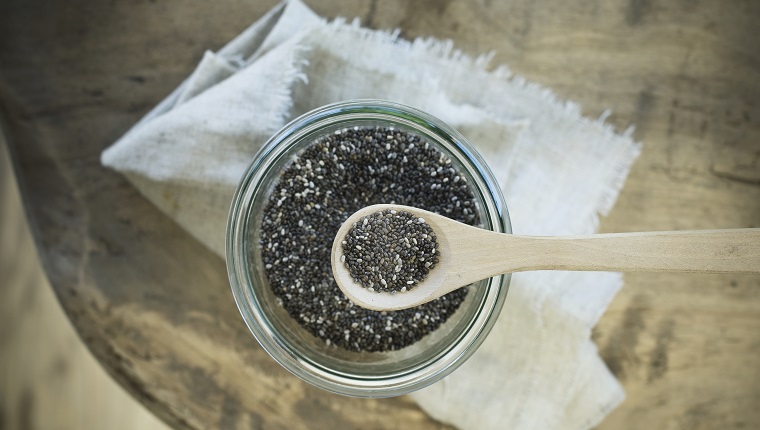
[342,209,439,293]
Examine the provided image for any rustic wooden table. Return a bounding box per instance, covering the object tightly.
[2,0,758,428]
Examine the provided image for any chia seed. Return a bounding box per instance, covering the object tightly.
[342,209,439,293]
[258,126,479,352]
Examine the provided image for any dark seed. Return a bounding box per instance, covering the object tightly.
[256,126,480,352]
[342,209,438,293]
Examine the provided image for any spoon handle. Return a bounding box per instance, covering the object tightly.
[503,228,760,274]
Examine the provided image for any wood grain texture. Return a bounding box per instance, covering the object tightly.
[1,125,170,430]
[1,0,758,429]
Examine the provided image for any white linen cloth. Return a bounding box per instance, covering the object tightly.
[101,1,641,428]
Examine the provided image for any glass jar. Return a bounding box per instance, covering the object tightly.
[226,100,511,397]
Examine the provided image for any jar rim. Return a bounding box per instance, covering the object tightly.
[226,99,511,397]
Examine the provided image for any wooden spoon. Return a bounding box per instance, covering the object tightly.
[331,204,760,311]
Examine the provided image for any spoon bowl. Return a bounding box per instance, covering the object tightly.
[332,204,760,311]
[331,204,461,311]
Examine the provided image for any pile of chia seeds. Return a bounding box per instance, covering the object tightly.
[259,126,479,352]
[341,209,439,293]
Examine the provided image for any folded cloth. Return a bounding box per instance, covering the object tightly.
[101,1,641,428]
